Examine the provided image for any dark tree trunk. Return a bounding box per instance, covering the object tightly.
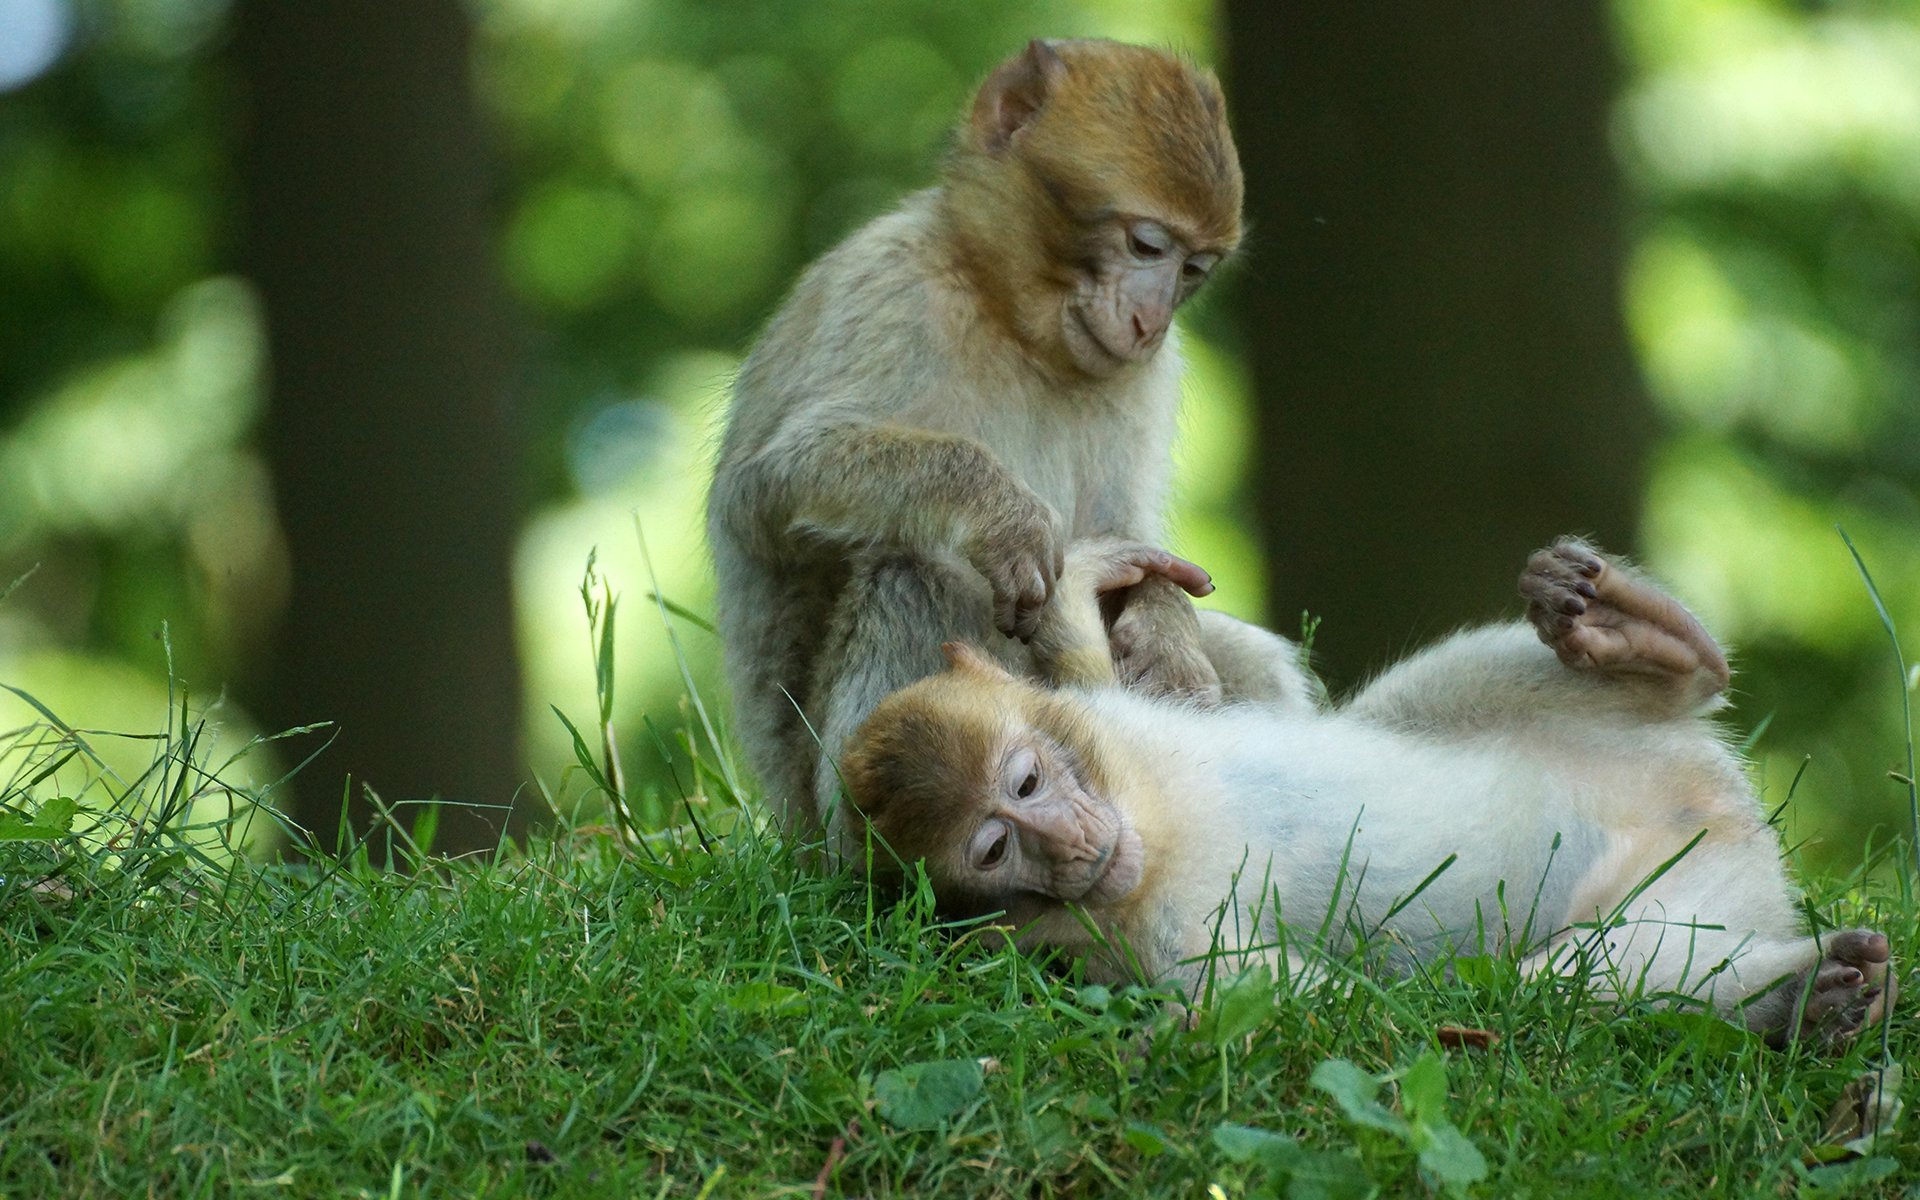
[235,2,527,854]
[1223,3,1652,690]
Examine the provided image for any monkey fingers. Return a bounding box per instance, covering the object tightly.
[1521,539,1730,693]
[1058,538,1213,598]
[968,502,1064,642]
[993,567,1050,643]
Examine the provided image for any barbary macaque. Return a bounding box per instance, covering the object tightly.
[708,39,1321,851]
[840,539,1896,1046]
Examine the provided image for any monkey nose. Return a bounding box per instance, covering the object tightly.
[1131,308,1169,351]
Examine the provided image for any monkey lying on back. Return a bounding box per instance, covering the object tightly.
[841,539,1896,1046]
[708,40,1320,854]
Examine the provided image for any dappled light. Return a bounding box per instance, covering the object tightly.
[1616,0,1920,867]
[0,0,72,93]
[2,2,1917,1193]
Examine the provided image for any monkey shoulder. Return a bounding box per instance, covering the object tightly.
[729,193,987,427]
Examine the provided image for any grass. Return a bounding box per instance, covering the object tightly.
[2,576,1915,1197]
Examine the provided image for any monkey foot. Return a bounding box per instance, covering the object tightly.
[1772,929,1897,1049]
[1107,576,1224,706]
[1520,539,1731,696]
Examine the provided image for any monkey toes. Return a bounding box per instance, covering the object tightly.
[1108,578,1224,706]
[1520,539,1731,695]
[1776,929,1897,1049]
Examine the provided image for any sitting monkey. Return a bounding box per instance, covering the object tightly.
[839,539,1895,1046]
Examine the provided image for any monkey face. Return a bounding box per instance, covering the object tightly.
[1059,218,1221,377]
[945,38,1242,381]
[841,657,1144,915]
[962,733,1144,908]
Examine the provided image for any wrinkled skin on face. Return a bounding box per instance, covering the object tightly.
[1059,217,1222,377]
[960,730,1145,912]
[839,654,1144,917]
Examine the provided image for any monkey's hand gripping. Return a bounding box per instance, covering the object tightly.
[959,482,1067,643]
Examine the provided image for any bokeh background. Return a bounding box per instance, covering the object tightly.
[1,0,1915,871]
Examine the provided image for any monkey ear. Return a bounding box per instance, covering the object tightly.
[970,39,1067,152]
[942,641,1015,681]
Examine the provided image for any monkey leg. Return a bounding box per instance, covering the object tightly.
[1106,576,1224,705]
[1341,623,1617,732]
[1532,923,1896,1051]
[1522,539,1730,712]
[713,559,847,842]
[811,551,1010,860]
[1520,828,1893,1050]
[1351,537,1732,733]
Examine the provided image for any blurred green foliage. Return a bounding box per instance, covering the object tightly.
[0,0,1915,869]
[1613,0,1920,865]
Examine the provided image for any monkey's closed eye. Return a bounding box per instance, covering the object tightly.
[1183,254,1217,280]
[1128,222,1171,260]
[1005,746,1042,801]
[976,824,1010,870]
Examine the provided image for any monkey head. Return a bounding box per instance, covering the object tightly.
[943,39,1243,380]
[839,643,1146,918]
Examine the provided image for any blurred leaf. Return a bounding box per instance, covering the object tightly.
[1449,955,1518,990]
[1397,1052,1448,1124]
[1800,1155,1900,1193]
[726,981,806,1015]
[872,1058,982,1130]
[1198,965,1274,1045]
[1121,1122,1168,1158]
[1311,1059,1407,1136]
[1644,1009,1758,1054]
[1416,1123,1488,1190]
[0,795,81,841]
[1212,1121,1299,1167]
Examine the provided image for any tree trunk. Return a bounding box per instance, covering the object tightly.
[1223,3,1652,690]
[235,2,527,855]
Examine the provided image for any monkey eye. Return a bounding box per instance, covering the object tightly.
[1127,222,1171,260]
[1004,746,1042,801]
[974,822,1011,871]
[1183,253,1218,280]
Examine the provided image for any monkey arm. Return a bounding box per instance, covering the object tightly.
[720,416,1064,641]
[719,417,1050,558]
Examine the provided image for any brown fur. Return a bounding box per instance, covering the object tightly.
[943,40,1242,373]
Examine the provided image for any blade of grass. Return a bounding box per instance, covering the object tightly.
[1838,528,1917,879]
[634,518,741,799]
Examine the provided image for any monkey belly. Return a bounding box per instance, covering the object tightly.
[1098,701,1692,976]
[1226,744,1611,965]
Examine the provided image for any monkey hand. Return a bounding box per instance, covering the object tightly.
[1068,540,1214,599]
[1071,538,1221,705]
[962,489,1066,642]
